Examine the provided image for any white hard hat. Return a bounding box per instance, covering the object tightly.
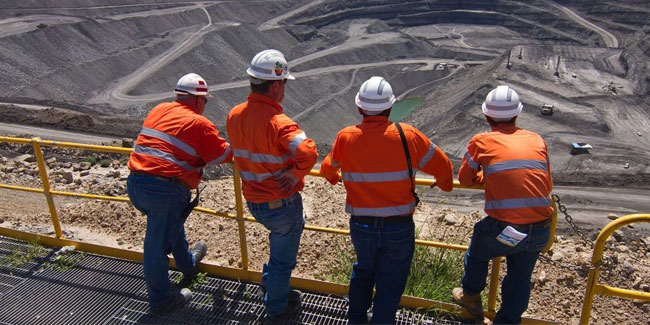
[246,49,295,82]
[355,76,396,112]
[482,85,523,118]
[175,73,211,97]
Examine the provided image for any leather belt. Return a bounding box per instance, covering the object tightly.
[351,215,413,227]
[495,218,551,232]
[130,171,191,190]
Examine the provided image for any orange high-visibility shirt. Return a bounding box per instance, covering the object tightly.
[127,101,232,189]
[320,116,453,217]
[458,123,553,224]
[227,93,318,203]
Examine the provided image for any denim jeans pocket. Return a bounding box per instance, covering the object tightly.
[387,234,414,261]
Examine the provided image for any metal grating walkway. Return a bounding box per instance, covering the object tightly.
[0,236,465,324]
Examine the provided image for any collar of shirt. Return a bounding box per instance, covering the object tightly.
[247,93,283,113]
[490,123,520,134]
[361,115,390,125]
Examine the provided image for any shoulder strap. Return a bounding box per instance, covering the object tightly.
[394,123,420,207]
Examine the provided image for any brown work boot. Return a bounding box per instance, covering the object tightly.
[452,287,484,318]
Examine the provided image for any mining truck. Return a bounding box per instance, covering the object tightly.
[541,104,554,116]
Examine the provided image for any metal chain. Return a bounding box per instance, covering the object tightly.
[552,194,594,247]
[538,194,613,270]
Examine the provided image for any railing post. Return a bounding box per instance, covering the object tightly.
[31,137,63,238]
[232,164,249,270]
[487,257,501,313]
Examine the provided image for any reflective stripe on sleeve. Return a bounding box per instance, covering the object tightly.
[418,143,437,168]
[134,145,200,171]
[233,148,289,164]
[464,151,479,170]
[484,159,548,175]
[345,201,416,217]
[140,127,198,157]
[485,197,552,210]
[342,170,413,182]
[289,132,307,156]
[206,145,232,165]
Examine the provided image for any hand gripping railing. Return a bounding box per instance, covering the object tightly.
[0,136,560,322]
[580,214,650,324]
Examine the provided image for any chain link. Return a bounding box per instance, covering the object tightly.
[539,194,613,270]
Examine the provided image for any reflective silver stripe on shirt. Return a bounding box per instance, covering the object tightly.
[289,132,307,156]
[418,143,437,168]
[342,170,413,183]
[140,127,198,158]
[464,151,479,170]
[484,159,547,175]
[238,169,284,182]
[206,145,232,165]
[345,201,416,217]
[485,197,552,210]
[233,148,289,164]
[134,145,200,171]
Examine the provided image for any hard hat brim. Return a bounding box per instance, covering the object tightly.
[482,102,523,118]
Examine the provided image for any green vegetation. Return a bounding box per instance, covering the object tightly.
[1,241,48,268]
[390,97,424,122]
[99,159,111,168]
[318,227,466,304]
[173,272,209,290]
[47,251,86,271]
[86,155,97,165]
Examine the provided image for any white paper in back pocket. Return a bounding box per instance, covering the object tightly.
[496,226,528,247]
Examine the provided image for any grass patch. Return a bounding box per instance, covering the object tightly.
[173,272,208,290]
[318,226,466,303]
[0,241,48,268]
[99,159,111,168]
[47,251,86,271]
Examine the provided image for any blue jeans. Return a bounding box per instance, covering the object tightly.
[247,192,305,317]
[127,173,196,309]
[462,216,550,324]
[348,219,415,324]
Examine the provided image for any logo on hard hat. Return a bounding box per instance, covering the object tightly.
[274,61,286,77]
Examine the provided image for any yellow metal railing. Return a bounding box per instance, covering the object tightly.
[0,135,560,322]
[580,214,650,324]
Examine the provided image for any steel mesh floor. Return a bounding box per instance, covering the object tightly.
[0,236,465,324]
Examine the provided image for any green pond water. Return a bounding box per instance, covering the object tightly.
[390,97,423,122]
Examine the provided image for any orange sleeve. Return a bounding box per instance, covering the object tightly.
[412,128,453,192]
[275,115,318,180]
[458,138,483,187]
[193,117,232,165]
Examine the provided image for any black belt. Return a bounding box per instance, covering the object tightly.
[130,171,191,190]
[351,215,413,227]
[495,218,551,232]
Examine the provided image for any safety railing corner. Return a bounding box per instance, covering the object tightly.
[580,213,650,324]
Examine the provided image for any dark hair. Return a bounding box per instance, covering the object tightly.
[250,79,274,94]
[486,115,517,126]
[358,107,392,118]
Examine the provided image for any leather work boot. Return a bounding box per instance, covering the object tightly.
[182,241,208,281]
[191,241,208,265]
[452,287,484,319]
[150,288,193,316]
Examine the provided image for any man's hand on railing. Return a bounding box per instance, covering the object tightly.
[276,168,298,195]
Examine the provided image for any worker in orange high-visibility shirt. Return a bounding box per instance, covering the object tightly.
[127,73,232,315]
[453,85,553,324]
[320,76,454,324]
[227,49,317,324]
